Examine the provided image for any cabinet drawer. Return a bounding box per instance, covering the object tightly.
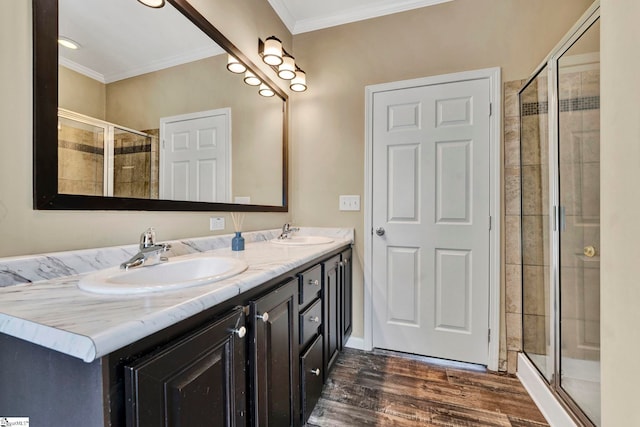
[299,265,322,309]
[299,299,322,348]
[300,334,324,424]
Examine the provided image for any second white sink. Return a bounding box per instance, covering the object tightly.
[78,254,248,295]
[270,236,334,246]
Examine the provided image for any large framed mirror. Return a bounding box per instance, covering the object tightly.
[33,0,288,212]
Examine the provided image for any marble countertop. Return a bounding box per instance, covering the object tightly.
[0,228,352,362]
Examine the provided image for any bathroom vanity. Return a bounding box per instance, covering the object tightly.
[0,228,353,426]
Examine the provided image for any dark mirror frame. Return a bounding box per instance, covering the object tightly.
[33,0,288,212]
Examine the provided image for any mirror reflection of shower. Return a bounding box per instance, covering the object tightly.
[57,109,156,199]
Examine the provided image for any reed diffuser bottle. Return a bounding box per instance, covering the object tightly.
[231,212,245,251]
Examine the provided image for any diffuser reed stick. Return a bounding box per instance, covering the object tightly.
[230,212,245,232]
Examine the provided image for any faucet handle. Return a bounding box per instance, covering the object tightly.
[140,227,156,249]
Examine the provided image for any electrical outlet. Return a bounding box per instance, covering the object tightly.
[339,195,361,211]
[209,217,225,231]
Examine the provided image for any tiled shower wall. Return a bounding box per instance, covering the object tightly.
[504,79,526,374]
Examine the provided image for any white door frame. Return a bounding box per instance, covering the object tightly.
[363,67,501,370]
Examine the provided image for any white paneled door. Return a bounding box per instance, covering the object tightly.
[160,109,231,203]
[372,78,491,365]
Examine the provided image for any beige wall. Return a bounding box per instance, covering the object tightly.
[0,1,290,258]
[59,66,106,120]
[601,0,640,424]
[290,0,592,342]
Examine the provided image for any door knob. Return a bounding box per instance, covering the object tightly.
[375,227,385,236]
[583,245,597,258]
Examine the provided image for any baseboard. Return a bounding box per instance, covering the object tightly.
[345,336,365,350]
[517,353,578,427]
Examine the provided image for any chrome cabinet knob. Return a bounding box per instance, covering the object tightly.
[257,312,269,322]
[310,368,321,376]
[375,227,385,236]
[309,279,319,286]
[309,316,320,323]
[231,326,246,339]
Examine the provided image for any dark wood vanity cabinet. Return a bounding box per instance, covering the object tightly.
[250,279,300,427]
[124,307,248,427]
[322,255,342,377]
[341,249,353,348]
[119,246,351,427]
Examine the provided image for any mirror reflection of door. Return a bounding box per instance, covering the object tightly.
[159,109,231,203]
[558,19,600,426]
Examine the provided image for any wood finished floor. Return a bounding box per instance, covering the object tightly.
[307,348,548,427]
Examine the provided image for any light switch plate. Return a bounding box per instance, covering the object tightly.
[209,217,225,231]
[339,195,361,211]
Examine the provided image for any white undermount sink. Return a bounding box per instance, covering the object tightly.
[270,236,334,246]
[78,254,248,295]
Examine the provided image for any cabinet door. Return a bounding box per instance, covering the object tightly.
[124,308,247,427]
[323,255,341,377]
[341,249,353,347]
[251,279,300,427]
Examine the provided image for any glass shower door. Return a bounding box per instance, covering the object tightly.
[557,19,601,426]
[520,66,553,383]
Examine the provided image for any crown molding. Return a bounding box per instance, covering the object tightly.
[267,0,297,33]
[289,0,453,34]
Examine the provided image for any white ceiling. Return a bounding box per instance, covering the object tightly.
[59,0,223,83]
[268,0,452,34]
[58,0,451,83]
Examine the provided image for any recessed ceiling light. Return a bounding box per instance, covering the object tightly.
[137,0,165,8]
[58,37,81,50]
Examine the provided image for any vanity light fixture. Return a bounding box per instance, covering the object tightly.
[278,54,296,80]
[227,55,247,74]
[259,36,308,92]
[290,69,307,92]
[58,36,81,50]
[261,36,283,66]
[258,83,275,97]
[244,71,262,86]
[137,0,165,8]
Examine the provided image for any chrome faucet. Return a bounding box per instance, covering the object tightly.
[120,228,171,270]
[278,223,300,239]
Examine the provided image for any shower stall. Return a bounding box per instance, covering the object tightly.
[519,2,600,426]
[57,109,156,199]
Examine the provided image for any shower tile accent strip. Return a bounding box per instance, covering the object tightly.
[58,139,105,155]
[521,96,600,116]
[114,143,152,155]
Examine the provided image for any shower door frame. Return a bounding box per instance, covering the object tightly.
[519,2,600,426]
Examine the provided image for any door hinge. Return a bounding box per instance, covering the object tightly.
[488,328,491,343]
[489,102,492,116]
[489,215,492,230]
[162,139,165,149]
